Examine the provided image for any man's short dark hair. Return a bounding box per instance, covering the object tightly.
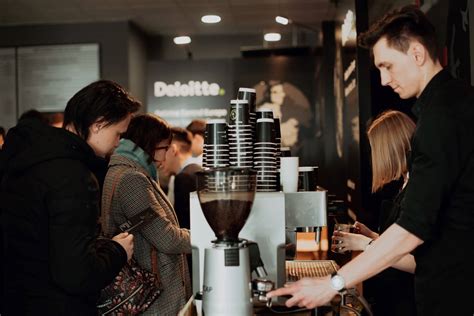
[122,114,171,163]
[358,5,439,62]
[0,126,5,138]
[171,127,192,153]
[19,109,49,125]
[186,119,206,137]
[63,80,141,140]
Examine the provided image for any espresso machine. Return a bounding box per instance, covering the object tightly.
[195,168,264,316]
[191,188,328,292]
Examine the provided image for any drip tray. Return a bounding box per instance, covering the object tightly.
[286,260,338,283]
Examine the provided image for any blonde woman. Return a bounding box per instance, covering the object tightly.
[332,110,416,316]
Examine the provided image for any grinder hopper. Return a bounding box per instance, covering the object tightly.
[196,168,257,243]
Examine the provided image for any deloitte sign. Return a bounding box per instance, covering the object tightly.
[154,80,225,97]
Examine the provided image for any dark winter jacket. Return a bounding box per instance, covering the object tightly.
[0,118,127,316]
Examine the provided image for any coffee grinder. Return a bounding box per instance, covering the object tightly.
[196,168,257,316]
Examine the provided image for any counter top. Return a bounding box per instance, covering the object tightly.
[178,297,358,316]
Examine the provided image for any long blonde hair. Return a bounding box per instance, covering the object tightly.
[368,110,415,192]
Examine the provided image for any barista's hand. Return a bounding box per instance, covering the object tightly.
[332,231,372,251]
[353,221,379,239]
[266,276,338,309]
[112,232,134,261]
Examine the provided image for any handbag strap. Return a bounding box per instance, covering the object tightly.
[107,166,161,286]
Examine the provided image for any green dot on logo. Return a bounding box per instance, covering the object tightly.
[219,88,226,96]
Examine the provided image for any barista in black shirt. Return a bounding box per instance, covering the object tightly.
[396,67,474,315]
[267,6,474,316]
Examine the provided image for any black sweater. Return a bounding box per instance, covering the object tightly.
[0,119,127,315]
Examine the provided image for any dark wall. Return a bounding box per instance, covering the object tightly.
[0,22,130,88]
[356,0,382,230]
[128,24,149,106]
[232,55,320,165]
[318,21,345,198]
[154,34,262,60]
[0,21,152,114]
[436,0,470,82]
[147,32,320,61]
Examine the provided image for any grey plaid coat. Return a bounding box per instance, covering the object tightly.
[102,154,192,315]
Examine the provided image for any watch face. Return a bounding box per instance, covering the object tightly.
[331,275,345,291]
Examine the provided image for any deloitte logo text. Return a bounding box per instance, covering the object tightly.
[154,80,225,97]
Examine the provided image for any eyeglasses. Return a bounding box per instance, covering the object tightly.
[155,144,170,152]
[153,144,170,163]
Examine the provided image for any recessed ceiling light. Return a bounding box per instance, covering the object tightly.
[275,16,289,25]
[264,33,281,42]
[173,36,191,45]
[201,15,221,24]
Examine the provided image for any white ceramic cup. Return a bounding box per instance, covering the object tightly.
[280,156,299,192]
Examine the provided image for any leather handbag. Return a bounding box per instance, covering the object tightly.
[97,169,162,315]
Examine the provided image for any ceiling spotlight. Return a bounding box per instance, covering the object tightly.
[173,36,191,45]
[264,32,281,42]
[275,16,290,25]
[201,15,221,24]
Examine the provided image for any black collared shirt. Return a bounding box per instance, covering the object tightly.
[396,69,474,315]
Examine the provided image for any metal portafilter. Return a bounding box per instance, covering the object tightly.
[252,279,274,304]
[247,241,274,304]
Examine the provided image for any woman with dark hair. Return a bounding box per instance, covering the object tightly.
[101,114,191,315]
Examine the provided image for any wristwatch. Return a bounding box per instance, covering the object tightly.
[330,272,346,292]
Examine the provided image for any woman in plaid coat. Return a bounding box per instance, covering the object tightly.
[102,114,192,315]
